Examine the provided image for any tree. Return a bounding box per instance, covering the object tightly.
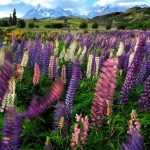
[12,9,17,25]
[9,14,13,26]
[17,19,26,28]
[92,22,98,29]
[79,22,88,29]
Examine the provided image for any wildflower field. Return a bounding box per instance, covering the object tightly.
[0,30,150,150]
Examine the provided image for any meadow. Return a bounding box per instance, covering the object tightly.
[0,29,150,150]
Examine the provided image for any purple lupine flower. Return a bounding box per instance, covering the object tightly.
[53,101,66,129]
[67,60,73,81]
[136,58,150,86]
[0,40,3,48]
[122,133,144,150]
[14,39,25,64]
[0,52,13,105]
[21,79,64,119]
[1,106,22,150]
[41,43,51,74]
[118,54,127,70]
[64,62,81,133]
[12,40,19,52]
[138,74,150,112]
[120,36,146,104]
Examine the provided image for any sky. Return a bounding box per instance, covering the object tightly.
[0,0,149,18]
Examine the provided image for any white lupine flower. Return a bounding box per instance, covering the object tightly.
[86,54,93,78]
[0,48,5,67]
[116,42,125,57]
[79,46,87,64]
[95,57,100,77]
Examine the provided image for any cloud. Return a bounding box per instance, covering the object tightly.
[93,0,149,7]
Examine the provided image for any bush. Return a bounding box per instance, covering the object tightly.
[35,25,39,28]
[92,22,98,29]
[0,19,9,27]
[79,22,88,29]
[17,19,26,28]
[51,23,65,28]
[44,24,51,28]
[28,22,34,28]
[117,23,127,30]
[44,23,65,28]
[106,24,111,30]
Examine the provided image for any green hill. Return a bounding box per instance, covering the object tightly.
[91,7,150,29]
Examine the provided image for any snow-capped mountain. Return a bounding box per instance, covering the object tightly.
[22,4,73,19]
[22,4,149,19]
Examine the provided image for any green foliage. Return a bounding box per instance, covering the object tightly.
[28,22,35,28]
[92,22,98,29]
[0,19,9,27]
[12,8,17,26]
[117,23,127,30]
[44,23,65,28]
[106,24,112,30]
[79,22,88,29]
[35,25,39,28]
[17,19,26,28]
[127,21,150,30]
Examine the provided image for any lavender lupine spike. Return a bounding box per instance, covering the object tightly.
[67,60,73,81]
[14,39,25,64]
[0,52,13,105]
[122,133,144,150]
[138,74,150,112]
[64,62,81,132]
[12,40,19,52]
[1,106,22,150]
[136,58,150,86]
[42,43,51,74]
[0,40,2,49]
[120,36,146,104]
[21,79,64,119]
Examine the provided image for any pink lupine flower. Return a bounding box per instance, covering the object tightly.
[15,64,23,79]
[90,58,118,129]
[127,110,141,135]
[33,63,40,86]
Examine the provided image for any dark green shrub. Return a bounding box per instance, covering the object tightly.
[28,22,35,28]
[0,19,9,27]
[17,19,26,28]
[92,22,98,29]
[44,24,51,28]
[106,24,111,30]
[51,23,65,28]
[35,25,39,28]
[79,22,88,29]
[117,23,127,30]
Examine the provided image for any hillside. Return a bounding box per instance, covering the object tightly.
[91,7,150,28]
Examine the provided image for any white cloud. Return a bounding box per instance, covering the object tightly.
[0,0,13,5]
[93,0,149,7]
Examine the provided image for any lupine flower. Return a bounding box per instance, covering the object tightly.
[91,58,118,128]
[67,60,73,81]
[136,58,150,86]
[61,65,66,83]
[0,53,13,105]
[95,57,100,77]
[127,110,141,135]
[42,43,51,74]
[0,48,5,67]
[21,79,64,119]
[120,36,146,104]
[78,46,87,64]
[0,39,2,48]
[138,74,150,112]
[64,62,81,132]
[48,56,55,79]
[14,39,25,64]
[12,40,19,52]
[122,133,144,150]
[86,54,93,78]
[70,114,89,149]
[116,42,125,57]
[1,106,21,150]
[33,63,40,86]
